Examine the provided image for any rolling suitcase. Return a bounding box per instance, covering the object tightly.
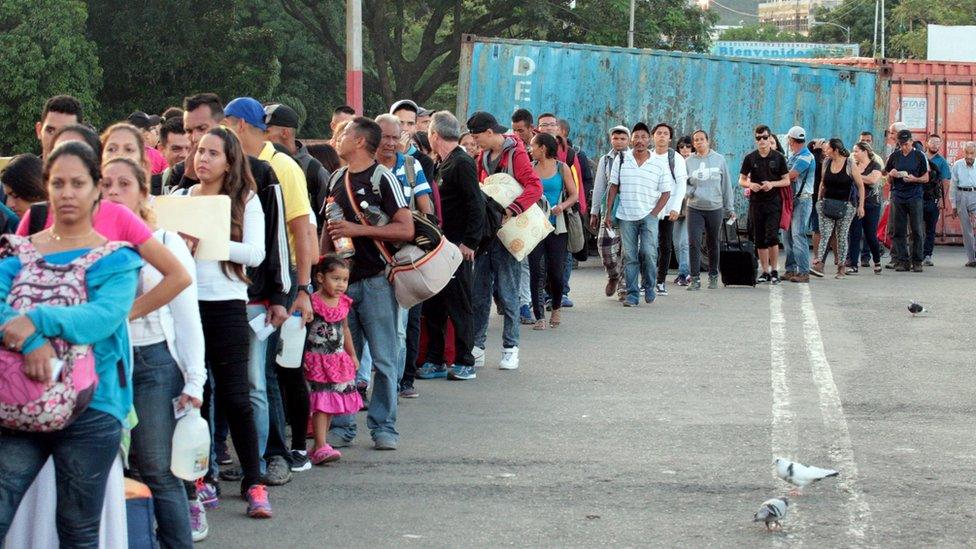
[720,223,757,287]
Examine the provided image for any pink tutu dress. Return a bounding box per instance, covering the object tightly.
[304,293,362,415]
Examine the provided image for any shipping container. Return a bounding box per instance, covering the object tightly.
[796,57,976,244]
[458,36,888,218]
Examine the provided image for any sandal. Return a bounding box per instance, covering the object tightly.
[549,310,561,329]
[532,319,546,331]
[873,262,882,274]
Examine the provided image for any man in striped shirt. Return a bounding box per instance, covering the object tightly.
[603,122,672,307]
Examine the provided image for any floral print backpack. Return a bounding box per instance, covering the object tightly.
[0,235,128,432]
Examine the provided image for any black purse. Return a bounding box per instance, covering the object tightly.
[821,198,847,220]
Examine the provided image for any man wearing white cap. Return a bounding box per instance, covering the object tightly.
[782,125,816,283]
[590,125,632,298]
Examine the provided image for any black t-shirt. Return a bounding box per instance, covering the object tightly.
[821,158,855,201]
[438,147,485,249]
[329,163,408,283]
[884,148,928,202]
[862,160,882,204]
[740,150,789,202]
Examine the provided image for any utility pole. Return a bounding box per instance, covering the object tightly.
[628,0,636,48]
[880,0,885,58]
[872,0,879,57]
[346,0,363,115]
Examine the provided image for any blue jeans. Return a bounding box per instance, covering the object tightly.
[562,252,573,297]
[245,303,270,474]
[0,408,122,546]
[330,274,400,442]
[620,214,659,303]
[357,345,372,385]
[848,200,882,264]
[519,258,531,307]
[783,197,812,274]
[922,199,940,257]
[672,217,690,277]
[131,342,193,549]
[472,237,521,349]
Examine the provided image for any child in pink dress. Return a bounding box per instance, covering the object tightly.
[305,255,362,464]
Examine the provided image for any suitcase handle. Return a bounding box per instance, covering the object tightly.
[722,219,743,246]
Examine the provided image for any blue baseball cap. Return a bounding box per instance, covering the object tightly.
[224,97,267,130]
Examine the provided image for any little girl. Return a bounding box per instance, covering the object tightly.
[305,255,362,464]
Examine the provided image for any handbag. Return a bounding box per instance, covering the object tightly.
[343,172,461,308]
[565,204,585,253]
[821,198,847,220]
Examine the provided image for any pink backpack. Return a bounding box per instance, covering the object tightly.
[0,235,129,432]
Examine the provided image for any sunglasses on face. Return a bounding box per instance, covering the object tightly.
[755,134,770,141]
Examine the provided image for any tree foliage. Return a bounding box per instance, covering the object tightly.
[720,24,808,42]
[86,0,281,124]
[0,0,102,155]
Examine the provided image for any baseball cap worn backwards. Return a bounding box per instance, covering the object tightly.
[224,97,267,130]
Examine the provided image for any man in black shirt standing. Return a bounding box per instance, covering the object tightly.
[417,111,485,381]
[322,116,414,451]
[739,124,790,283]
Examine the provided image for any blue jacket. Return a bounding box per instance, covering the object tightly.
[0,246,142,423]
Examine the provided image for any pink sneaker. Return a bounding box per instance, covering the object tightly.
[245,485,272,519]
[311,445,341,465]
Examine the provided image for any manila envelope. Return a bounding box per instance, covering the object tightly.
[151,195,231,261]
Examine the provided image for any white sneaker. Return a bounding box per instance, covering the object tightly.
[499,347,519,370]
[189,496,209,542]
[472,346,486,368]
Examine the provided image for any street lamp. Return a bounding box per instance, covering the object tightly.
[810,20,851,43]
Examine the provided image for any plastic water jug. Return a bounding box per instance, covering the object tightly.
[170,407,210,481]
[276,313,307,368]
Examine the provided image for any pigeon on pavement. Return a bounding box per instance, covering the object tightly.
[908,301,926,316]
[753,497,789,530]
[774,457,839,495]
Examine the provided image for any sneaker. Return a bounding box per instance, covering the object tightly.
[673,275,688,286]
[708,275,719,289]
[605,277,619,297]
[290,450,311,472]
[895,262,910,272]
[415,362,448,379]
[911,263,924,272]
[809,265,825,278]
[790,273,810,283]
[448,364,477,380]
[686,277,701,291]
[860,258,871,267]
[326,432,352,449]
[560,296,574,308]
[519,304,534,325]
[781,271,796,282]
[245,485,272,519]
[261,456,292,486]
[356,380,369,411]
[398,386,419,398]
[195,479,219,509]
[655,283,668,296]
[885,261,898,270]
[189,497,209,541]
[966,261,976,267]
[770,270,781,285]
[219,467,243,482]
[757,272,771,284]
[216,449,232,466]
[623,299,639,307]
[923,256,934,266]
[847,266,859,275]
[471,346,485,368]
[373,435,398,451]
[499,347,519,370]
[311,445,341,464]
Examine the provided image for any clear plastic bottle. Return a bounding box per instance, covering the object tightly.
[170,407,211,481]
[325,198,355,258]
[276,312,307,369]
[360,201,389,226]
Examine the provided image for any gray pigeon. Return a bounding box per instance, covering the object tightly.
[753,497,789,530]
[774,457,839,495]
[908,301,926,316]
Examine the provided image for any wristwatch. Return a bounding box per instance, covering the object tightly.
[298,283,314,296]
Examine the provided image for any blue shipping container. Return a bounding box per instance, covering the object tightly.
[458,35,888,215]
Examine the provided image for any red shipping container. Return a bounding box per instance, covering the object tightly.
[796,57,976,245]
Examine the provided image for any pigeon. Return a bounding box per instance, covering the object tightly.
[908,301,926,316]
[753,497,789,531]
[774,457,839,495]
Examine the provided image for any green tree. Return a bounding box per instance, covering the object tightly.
[0,0,102,155]
[278,0,716,109]
[86,0,281,124]
[720,24,807,42]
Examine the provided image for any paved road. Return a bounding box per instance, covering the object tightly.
[207,249,976,548]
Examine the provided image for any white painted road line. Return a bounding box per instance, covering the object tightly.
[799,285,875,546]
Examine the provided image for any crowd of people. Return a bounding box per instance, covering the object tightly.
[0,91,973,548]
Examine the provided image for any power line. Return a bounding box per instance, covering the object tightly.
[709,0,760,18]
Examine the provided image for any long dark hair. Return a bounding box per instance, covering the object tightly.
[827,137,850,158]
[0,154,46,202]
[43,142,102,221]
[203,126,256,281]
[533,133,559,159]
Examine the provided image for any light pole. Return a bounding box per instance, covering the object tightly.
[345,0,363,115]
[811,21,851,43]
[628,0,636,48]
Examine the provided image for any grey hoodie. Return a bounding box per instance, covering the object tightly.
[685,150,734,214]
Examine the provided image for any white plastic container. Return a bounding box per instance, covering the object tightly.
[276,312,307,368]
[170,407,211,481]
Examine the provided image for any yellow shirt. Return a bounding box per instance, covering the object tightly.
[258,142,314,265]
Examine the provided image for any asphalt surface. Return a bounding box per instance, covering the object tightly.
[207,248,976,548]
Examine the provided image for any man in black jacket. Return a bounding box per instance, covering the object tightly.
[416,111,485,381]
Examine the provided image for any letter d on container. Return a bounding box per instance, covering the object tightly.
[513,56,536,76]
